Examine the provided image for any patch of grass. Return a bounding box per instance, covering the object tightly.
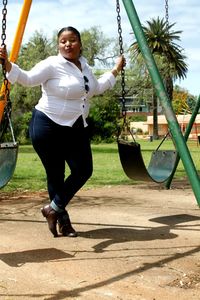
[2,140,199,192]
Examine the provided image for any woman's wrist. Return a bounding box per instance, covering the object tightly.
[5,60,12,73]
[2,60,12,73]
[112,67,120,77]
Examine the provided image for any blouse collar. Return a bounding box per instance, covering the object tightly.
[57,53,87,68]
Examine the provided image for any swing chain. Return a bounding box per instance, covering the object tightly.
[0,0,13,142]
[1,0,11,111]
[116,0,126,119]
[1,0,7,47]
[165,0,169,30]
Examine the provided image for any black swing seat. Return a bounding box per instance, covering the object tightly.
[117,139,177,183]
[0,142,18,188]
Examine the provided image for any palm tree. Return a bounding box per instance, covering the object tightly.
[131,17,188,139]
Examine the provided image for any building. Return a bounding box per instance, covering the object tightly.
[145,114,200,139]
[119,97,150,114]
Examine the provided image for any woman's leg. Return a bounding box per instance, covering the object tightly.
[54,119,93,237]
[29,109,66,210]
[53,124,93,209]
[29,109,67,236]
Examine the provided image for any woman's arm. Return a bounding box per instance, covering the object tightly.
[92,55,126,95]
[0,46,52,87]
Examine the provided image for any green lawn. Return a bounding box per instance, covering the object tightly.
[2,139,199,192]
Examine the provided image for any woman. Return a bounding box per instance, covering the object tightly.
[0,26,125,238]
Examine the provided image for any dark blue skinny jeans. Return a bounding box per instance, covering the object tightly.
[29,109,93,211]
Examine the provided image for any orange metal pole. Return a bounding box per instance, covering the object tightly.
[0,0,32,122]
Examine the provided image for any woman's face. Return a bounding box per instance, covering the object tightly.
[58,30,82,62]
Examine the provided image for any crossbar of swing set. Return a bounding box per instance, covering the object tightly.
[122,0,200,206]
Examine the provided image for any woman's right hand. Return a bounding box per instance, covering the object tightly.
[0,46,12,72]
[0,46,7,64]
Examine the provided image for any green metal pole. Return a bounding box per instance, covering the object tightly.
[166,95,200,189]
[122,0,200,205]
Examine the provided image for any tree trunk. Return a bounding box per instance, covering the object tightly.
[165,76,173,102]
[152,89,159,140]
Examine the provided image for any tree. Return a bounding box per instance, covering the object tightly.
[172,86,189,114]
[128,56,154,110]
[172,85,197,114]
[130,17,188,139]
[88,89,121,143]
[81,26,113,67]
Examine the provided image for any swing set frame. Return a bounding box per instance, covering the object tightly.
[121,0,200,206]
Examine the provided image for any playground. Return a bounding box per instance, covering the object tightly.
[0,0,200,299]
[1,182,200,300]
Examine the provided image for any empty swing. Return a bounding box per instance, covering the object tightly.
[0,0,32,188]
[116,0,177,183]
[0,107,18,188]
[117,132,177,183]
[0,1,18,188]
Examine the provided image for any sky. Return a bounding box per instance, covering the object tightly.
[2,0,200,97]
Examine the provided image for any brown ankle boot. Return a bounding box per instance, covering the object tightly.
[41,205,58,237]
[58,212,77,237]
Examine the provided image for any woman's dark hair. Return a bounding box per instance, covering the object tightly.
[57,26,81,42]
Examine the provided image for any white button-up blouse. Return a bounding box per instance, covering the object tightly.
[7,53,116,127]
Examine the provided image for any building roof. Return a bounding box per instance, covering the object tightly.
[145,114,200,125]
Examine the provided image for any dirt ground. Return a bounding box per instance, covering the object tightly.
[0,180,200,300]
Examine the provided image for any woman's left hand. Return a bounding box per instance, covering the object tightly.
[116,55,126,72]
[112,55,126,76]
